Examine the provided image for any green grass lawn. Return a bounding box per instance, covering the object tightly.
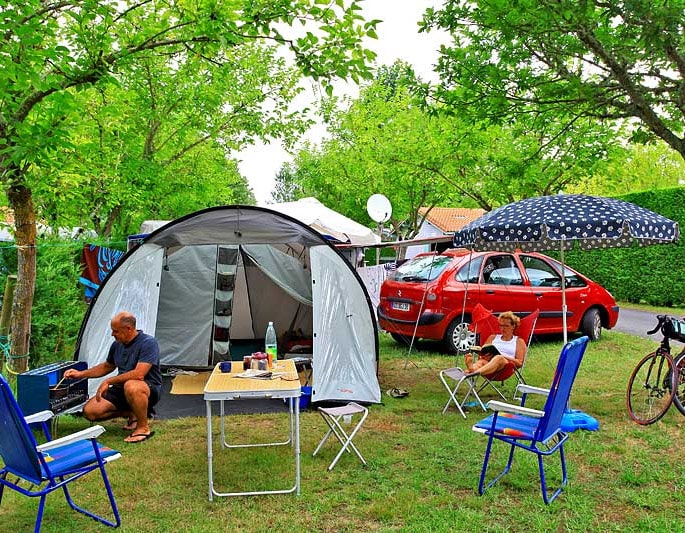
[3,330,685,532]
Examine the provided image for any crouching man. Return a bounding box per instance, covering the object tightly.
[64,311,162,443]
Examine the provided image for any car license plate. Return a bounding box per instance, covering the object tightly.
[392,301,410,311]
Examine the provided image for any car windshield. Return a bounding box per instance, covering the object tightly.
[394,255,452,282]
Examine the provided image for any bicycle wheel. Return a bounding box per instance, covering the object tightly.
[626,350,676,425]
[671,350,685,417]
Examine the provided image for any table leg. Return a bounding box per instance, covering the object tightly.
[294,396,300,495]
[206,400,214,501]
[220,399,226,448]
[204,392,300,497]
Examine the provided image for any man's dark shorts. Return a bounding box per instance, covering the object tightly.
[102,383,161,415]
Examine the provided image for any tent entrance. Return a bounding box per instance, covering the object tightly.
[154,244,314,368]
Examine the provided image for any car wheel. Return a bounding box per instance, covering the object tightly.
[580,308,602,341]
[444,319,476,353]
[390,332,411,346]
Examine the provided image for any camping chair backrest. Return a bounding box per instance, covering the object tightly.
[535,336,589,442]
[470,303,500,345]
[517,310,538,350]
[0,374,43,484]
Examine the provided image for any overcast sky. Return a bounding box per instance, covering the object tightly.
[238,1,447,205]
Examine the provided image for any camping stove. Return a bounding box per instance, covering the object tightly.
[17,361,89,416]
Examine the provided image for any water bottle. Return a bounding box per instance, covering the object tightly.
[265,321,278,367]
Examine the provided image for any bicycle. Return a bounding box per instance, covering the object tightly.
[626,314,685,425]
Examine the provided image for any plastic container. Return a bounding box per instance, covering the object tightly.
[299,386,312,410]
[251,353,266,370]
[265,321,278,366]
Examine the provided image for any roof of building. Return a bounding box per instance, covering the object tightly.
[418,207,485,233]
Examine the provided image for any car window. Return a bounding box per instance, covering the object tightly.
[545,257,588,288]
[520,255,562,287]
[482,255,523,285]
[456,255,484,283]
[393,255,452,282]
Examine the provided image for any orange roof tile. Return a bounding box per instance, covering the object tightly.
[418,207,485,233]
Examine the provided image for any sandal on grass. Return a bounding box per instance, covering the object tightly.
[125,431,155,444]
[386,388,409,398]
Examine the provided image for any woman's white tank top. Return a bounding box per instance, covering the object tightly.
[492,335,518,358]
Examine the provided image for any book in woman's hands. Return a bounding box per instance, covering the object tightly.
[470,344,500,357]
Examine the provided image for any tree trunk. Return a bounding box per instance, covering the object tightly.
[6,183,37,372]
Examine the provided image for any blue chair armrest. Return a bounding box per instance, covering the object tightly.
[486,400,545,418]
[516,384,550,397]
[36,425,107,452]
[24,410,54,424]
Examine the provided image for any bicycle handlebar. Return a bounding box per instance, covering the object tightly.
[647,314,669,336]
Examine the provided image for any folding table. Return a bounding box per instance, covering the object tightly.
[203,359,301,500]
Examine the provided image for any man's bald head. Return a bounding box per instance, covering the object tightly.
[111,311,138,343]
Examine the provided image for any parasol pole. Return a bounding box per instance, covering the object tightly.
[561,235,568,344]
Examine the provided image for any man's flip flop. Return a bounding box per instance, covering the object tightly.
[122,419,138,431]
[386,388,409,398]
[125,431,155,444]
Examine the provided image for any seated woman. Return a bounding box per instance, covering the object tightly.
[466,311,526,377]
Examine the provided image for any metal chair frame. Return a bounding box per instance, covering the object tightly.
[0,374,121,532]
[471,336,590,504]
[312,402,368,471]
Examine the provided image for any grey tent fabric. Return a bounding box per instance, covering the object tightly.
[157,245,216,367]
[241,245,312,306]
[74,206,381,405]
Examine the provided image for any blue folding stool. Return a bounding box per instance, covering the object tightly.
[0,373,121,532]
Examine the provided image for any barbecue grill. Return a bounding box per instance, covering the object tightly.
[17,361,89,416]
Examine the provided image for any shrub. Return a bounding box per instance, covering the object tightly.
[561,187,685,307]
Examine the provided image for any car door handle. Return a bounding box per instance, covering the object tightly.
[485,289,495,294]
[534,292,543,298]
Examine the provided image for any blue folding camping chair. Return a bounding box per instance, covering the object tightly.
[0,373,121,532]
[472,336,589,504]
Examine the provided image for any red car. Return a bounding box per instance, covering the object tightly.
[377,249,619,352]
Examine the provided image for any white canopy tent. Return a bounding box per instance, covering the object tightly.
[267,197,380,246]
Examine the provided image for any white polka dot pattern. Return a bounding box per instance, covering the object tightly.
[453,194,680,251]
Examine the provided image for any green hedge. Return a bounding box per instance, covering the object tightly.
[561,187,685,307]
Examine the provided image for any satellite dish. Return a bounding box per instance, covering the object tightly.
[366,194,392,223]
